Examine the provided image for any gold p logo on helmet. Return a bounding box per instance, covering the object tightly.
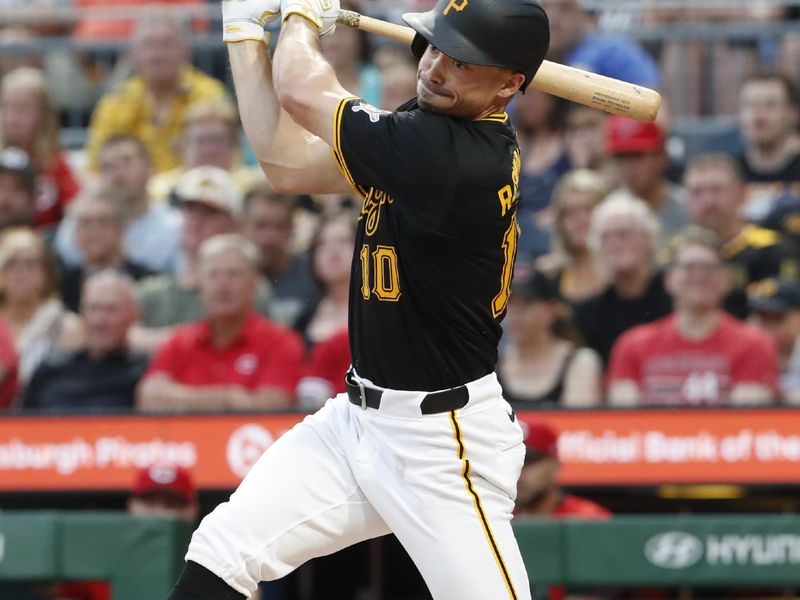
[443,0,469,15]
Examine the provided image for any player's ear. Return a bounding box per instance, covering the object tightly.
[498,71,526,100]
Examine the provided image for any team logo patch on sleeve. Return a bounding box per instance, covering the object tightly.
[351,101,388,123]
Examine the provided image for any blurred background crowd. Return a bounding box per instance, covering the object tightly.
[0,0,794,414]
[0,0,800,598]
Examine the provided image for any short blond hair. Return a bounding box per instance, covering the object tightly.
[665,225,723,265]
[183,99,239,130]
[550,169,612,260]
[587,191,660,255]
[198,233,260,271]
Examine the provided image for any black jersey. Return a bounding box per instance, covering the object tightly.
[721,224,800,317]
[333,97,520,391]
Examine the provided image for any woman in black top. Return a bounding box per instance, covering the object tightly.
[498,266,602,408]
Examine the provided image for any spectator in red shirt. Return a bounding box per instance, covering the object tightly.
[53,462,199,600]
[608,225,778,406]
[128,462,200,521]
[515,421,612,600]
[0,316,17,410]
[296,328,350,410]
[136,233,304,411]
[0,67,80,231]
[515,419,610,519]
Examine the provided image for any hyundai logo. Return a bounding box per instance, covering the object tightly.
[645,531,704,569]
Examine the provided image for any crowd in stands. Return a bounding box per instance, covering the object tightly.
[0,0,795,415]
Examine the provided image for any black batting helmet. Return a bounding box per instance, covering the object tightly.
[402,0,550,92]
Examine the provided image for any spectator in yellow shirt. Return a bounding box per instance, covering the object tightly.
[85,11,229,174]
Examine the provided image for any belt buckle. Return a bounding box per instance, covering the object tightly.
[358,381,367,410]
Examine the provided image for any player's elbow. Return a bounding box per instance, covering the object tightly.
[276,82,322,132]
[276,82,308,122]
[260,164,302,195]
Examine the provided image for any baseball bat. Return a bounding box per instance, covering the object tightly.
[336,9,661,122]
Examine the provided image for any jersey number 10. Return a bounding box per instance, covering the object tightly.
[360,244,401,301]
[491,214,519,318]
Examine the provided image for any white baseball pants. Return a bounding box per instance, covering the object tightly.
[186,371,531,600]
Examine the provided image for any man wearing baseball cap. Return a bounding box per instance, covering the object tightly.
[129,462,200,521]
[515,420,610,518]
[130,166,274,354]
[515,421,609,600]
[606,115,688,242]
[749,278,800,404]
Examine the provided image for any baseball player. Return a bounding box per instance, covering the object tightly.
[167,0,550,599]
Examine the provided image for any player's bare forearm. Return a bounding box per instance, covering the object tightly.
[227,41,281,164]
[273,16,351,147]
[228,36,350,194]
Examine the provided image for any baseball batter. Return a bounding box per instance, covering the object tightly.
[167,0,550,599]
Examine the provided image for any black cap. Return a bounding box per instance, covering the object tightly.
[749,279,800,313]
[403,0,550,92]
[510,267,559,301]
[0,147,35,194]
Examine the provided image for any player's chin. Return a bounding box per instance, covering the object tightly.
[418,96,459,116]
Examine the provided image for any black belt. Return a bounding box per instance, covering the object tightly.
[344,371,469,415]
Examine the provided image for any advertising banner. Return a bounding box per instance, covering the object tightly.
[1,409,799,491]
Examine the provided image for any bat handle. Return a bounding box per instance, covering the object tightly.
[336,9,416,45]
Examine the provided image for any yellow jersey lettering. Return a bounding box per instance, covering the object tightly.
[443,0,469,15]
[359,243,401,302]
[496,148,521,217]
[372,246,401,301]
[492,214,519,318]
[497,185,514,217]
[359,187,395,237]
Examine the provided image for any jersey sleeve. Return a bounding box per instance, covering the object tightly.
[333,97,458,231]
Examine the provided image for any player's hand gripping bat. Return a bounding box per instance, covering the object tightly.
[336,9,661,122]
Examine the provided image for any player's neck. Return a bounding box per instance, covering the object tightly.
[473,99,508,121]
[675,307,722,340]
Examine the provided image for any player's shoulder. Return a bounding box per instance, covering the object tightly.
[342,97,457,156]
